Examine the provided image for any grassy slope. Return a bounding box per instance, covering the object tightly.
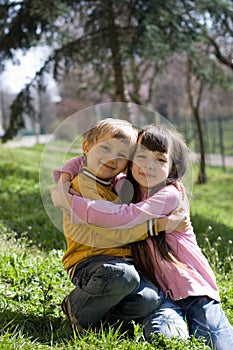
[0,145,232,349]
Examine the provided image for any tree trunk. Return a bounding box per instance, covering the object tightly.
[186,56,207,184]
[106,1,128,102]
[193,107,207,183]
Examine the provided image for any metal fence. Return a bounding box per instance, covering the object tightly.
[174,116,233,169]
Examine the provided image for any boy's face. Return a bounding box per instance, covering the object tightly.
[131,141,172,191]
[82,132,132,179]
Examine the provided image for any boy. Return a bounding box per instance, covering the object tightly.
[53,118,163,332]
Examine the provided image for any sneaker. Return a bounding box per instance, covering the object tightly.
[61,296,84,333]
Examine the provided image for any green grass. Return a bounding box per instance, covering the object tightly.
[0,145,232,349]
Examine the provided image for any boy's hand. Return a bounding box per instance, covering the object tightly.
[158,207,192,232]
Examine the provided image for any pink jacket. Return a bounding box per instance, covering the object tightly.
[55,157,220,302]
[70,185,219,302]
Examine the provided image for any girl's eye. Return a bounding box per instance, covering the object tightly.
[158,158,166,163]
[116,153,126,159]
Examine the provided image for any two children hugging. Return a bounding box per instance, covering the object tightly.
[51,118,233,349]
[52,118,175,332]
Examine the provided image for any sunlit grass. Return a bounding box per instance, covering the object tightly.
[0,145,232,349]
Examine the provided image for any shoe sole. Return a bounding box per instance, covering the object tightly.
[61,296,83,333]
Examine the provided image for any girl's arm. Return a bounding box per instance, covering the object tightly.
[71,185,183,229]
[50,186,189,234]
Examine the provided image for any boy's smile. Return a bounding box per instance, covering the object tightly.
[83,132,132,179]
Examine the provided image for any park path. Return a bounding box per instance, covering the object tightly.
[190,153,233,168]
[2,134,233,168]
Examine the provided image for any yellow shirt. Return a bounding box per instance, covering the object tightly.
[62,166,149,280]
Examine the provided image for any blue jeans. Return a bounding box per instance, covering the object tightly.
[143,296,233,350]
[67,255,163,329]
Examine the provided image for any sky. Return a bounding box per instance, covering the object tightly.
[0,46,60,101]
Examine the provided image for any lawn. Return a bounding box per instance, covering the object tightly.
[0,145,232,349]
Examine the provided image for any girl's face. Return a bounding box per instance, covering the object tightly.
[132,141,172,191]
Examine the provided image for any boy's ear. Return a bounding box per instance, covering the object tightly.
[82,139,90,155]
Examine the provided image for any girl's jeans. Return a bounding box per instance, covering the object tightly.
[143,296,233,350]
[67,255,163,329]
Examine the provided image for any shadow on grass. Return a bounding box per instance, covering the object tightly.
[0,309,135,346]
[191,213,233,259]
[0,191,65,251]
[1,193,232,255]
[0,309,72,344]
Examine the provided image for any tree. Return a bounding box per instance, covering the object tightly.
[0,0,232,143]
[181,0,233,70]
[186,54,207,184]
[186,44,233,183]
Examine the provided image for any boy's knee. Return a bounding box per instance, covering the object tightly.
[98,261,140,295]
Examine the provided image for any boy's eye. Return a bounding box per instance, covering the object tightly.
[100,145,109,151]
[158,158,166,163]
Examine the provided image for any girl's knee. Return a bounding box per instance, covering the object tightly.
[144,309,189,341]
[137,289,164,317]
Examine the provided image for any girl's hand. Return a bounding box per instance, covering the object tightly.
[58,172,81,196]
[157,207,192,232]
[69,188,81,196]
[50,185,73,214]
[57,172,71,193]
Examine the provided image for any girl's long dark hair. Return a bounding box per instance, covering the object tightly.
[119,126,190,286]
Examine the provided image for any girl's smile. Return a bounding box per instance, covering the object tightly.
[132,144,172,191]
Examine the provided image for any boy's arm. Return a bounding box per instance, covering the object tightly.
[157,207,191,232]
[86,210,191,246]
[68,221,150,247]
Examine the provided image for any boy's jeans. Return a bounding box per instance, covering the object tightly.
[143,296,233,350]
[67,255,163,329]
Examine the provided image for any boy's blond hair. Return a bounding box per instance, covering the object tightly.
[84,118,137,149]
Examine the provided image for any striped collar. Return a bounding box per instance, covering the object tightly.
[81,167,113,186]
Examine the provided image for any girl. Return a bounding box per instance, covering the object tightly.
[55,125,233,349]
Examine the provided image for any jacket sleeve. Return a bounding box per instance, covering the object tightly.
[71,185,182,229]
[53,156,84,183]
[68,172,158,244]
